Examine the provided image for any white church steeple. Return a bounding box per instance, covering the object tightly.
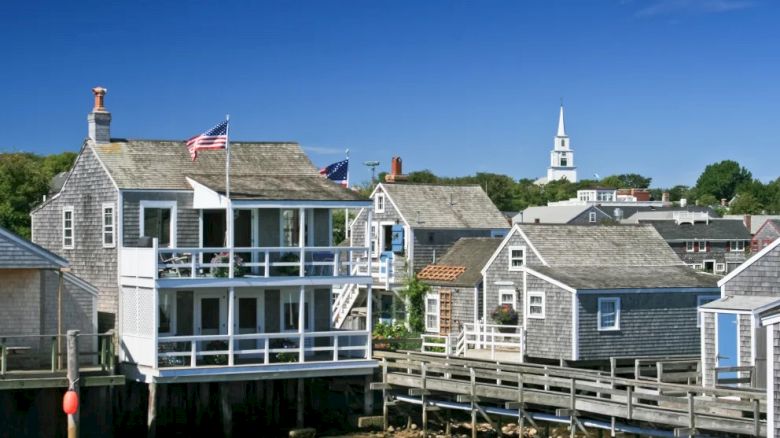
[546,104,577,183]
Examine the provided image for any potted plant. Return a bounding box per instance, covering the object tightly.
[491,304,518,332]
[210,252,246,278]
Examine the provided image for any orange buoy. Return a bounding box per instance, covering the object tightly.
[62,389,78,415]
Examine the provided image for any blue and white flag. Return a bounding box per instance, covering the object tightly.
[319,159,349,187]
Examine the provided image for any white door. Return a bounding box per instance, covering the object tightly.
[234,292,264,357]
[195,292,227,355]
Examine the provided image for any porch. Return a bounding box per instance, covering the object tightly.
[421,322,525,361]
[119,286,374,381]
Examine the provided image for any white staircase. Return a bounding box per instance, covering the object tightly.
[332,282,362,328]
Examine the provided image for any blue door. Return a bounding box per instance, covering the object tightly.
[717,313,738,384]
[391,225,405,254]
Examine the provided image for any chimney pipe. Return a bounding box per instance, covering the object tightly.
[744,214,752,233]
[87,86,111,144]
[662,192,670,203]
[385,156,408,183]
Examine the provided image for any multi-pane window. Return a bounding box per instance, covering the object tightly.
[499,289,516,309]
[142,205,173,247]
[697,241,708,252]
[62,206,74,249]
[588,212,597,223]
[527,291,545,319]
[598,297,620,331]
[102,203,115,248]
[686,241,695,252]
[281,209,300,247]
[730,240,745,252]
[425,293,439,332]
[508,246,525,271]
[375,194,385,213]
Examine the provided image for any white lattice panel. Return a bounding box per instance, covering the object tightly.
[122,287,138,336]
[136,287,155,337]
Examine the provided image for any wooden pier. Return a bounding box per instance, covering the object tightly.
[372,351,766,437]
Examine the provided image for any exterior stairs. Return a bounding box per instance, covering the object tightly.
[332,282,362,328]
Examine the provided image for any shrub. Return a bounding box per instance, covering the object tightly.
[491,304,518,325]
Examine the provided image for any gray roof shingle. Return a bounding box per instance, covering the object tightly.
[0,227,68,269]
[381,183,509,229]
[419,237,502,287]
[530,265,719,290]
[92,139,366,201]
[518,224,683,267]
[643,219,751,241]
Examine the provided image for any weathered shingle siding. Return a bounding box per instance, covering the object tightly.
[426,285,475,335]
[122,191,199,248]
[0,269,42,339]
[31,145,118,328]
[723,244,780,297]
[483,231,544,323]
[525,276,572,360]
[349,208,367,248]
[738,314,753,368]
[668,241,748,272]
[569,207,611,225]
[412,229,494,273]
[773,324,780,435]
[41,271,97,339]
[578,291,709,360]
[702,312,717,387]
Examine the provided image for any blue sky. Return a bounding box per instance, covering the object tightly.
[0,0,777,187]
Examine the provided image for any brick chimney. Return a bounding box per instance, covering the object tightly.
[384,156,408,183]
[662,192,670,203]
[744,214,752,232]
[87,87,111,144]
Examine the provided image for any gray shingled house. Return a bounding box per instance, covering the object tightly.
[0,226,97,366]
[416,238,502,336]
[479,224,720,363]
[338,161,509,328]
[512,205,612,225]
[753,219,780,252]
[30,88,376,384]
[642,217,751,274]
[699,238,780,392]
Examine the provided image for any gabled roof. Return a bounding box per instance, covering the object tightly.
[724,214,780,234]
[0,227,68,269]
[718,237,780,287]
[515,205,605,224]
[643,219,751,241]
[529,265,718,290]
[517,224,682,267]
[418,237,502,287]
[379,183,508,229]
[754,219,780,237]
[90,139,365,201]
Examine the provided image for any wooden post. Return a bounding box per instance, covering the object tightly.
[296,378,305,428]
[470,368,477,438]
[58,270,64,370]
[626,385,633,420]
[147,382,157,438]
[382,359,389,431]
[421,362,428,437]
[517,374,525,437]
[569,378,576,438]
[221,383,232,437]
[66,330,79,438]
[363,375,374,415]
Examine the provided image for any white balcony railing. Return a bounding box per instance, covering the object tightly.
[155,330,371,369]
[121,241,371,280]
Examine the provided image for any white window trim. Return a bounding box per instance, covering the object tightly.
[588,212,597,223]
[697,240,708,253]
[508,245,526,271]
[697,295,720,327]
[730,240,745,252]
[375,194,385,214]
[139,200,177,247]
[526,291,545,319]
[686,241,695,253]
[425,292,440,332]
[498,288,517,310]
[715,262,726,273]
[102,202,116,248]
[62,206,75,249]
[597,297,620,331]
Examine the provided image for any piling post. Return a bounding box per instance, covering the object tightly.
[363,375,374,415]
[296,378,305,428]
[66,330,79,438]
[470,368,477,438]
[421,363,428,437]
[147,382,157,438]
[221,383,233,437]
[382,359,389,431]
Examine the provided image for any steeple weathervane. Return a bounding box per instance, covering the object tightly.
[556,104,566,138]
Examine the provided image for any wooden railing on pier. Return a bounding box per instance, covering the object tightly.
[372,351,766,437]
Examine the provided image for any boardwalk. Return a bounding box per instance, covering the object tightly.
[372,351,766,437]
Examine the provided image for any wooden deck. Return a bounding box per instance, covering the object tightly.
[372,351,766,437]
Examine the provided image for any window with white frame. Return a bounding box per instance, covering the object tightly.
[527,291,545,319]
[102,203,115,248]
[715,263,726,273]
[588,212,597,223]
[499,289,516,309]
[140,200,176,247]
[697,241,708,252]
[508,246,525,271]
[686,241,694,252]
[730,240,745,252]
[375,194,385,213]
[697,295,719,327]
[425,293,439,332]
[598,297,620,331]
[62,206,74,249]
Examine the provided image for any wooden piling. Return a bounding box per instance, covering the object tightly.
[147,382,157,438]
[296,378,305,428]
[221,383,232,437]
[66,330,79,438]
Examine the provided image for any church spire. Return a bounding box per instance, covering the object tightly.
[556,104,566,137]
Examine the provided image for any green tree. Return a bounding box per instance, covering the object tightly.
[599,173,652,188]
[398,275,429,333]
[729,192,764,214]
[695,160,752,201]
[406,170,438,184]
[697,193,718,207]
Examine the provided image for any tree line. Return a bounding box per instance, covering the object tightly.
[0,150,777,241]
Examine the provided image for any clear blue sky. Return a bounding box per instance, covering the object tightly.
[0,0,777,187]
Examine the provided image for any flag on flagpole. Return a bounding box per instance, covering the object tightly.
[320,159,349,187]
[186,120,229,161]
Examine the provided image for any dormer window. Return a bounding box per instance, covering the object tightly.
[730,240,745,252]
[375,194,385,213]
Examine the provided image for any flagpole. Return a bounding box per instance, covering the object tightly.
[225,115,234,277]
[344,148,350,244]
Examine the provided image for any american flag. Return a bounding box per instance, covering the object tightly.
[186,120,228,161]
[320,159,349,187]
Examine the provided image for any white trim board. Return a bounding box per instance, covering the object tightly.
[481,225,548,276]
[718,237,780,286]
[523,267,576,294]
